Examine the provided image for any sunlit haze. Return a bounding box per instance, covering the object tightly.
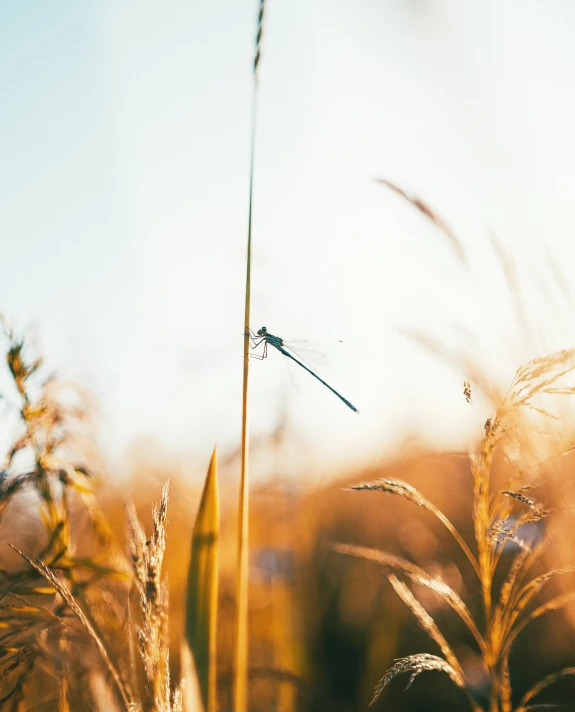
[2,1,575,479]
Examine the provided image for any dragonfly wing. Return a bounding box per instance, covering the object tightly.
[281,345,331,370]
[281,341,333,368]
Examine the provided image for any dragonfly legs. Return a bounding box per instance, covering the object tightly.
[249,342,268,360]
[245,329,268,360]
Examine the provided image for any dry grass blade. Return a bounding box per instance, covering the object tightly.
[499,548,532,613]
[512,565,575,622]
[505,592,575,655]
[9,545,133,710]
[375,178,468,265]
[515,668,575,712]
[387,575,463,677]
[522,403,560,420]
[333,543,484,650]
[540,387,575,396]
[492,547,540,644]
[185,448,219,712]
[348,479,480,576]
[370,654,465,706]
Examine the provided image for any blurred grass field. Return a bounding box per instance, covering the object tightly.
[2,311,575,710]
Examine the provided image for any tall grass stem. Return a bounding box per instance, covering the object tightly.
[235,3,265,711]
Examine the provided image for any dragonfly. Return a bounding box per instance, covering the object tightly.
[247,326,359,413]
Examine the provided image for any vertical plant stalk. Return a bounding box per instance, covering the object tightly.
[186,449,220,712]
[235,3,265,712]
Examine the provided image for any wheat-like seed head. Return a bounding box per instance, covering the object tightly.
[370,653,465,705]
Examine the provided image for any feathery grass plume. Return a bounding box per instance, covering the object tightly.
[375,178,468,265]
[127,482,184,711]
[337,346,575,709]
[10,545,134,711]
[185,448,219,712]
[236,3,266,712]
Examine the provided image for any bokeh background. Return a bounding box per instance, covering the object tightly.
[3,0,575,469]
[3,1,575,710]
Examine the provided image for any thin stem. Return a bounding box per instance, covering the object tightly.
[235,4,265,711]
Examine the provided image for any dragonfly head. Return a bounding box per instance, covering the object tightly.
[257,326,267,336]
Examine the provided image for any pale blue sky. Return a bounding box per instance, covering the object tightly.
[2,1,575,479]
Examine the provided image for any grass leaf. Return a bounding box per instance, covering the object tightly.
[185,448,219,712]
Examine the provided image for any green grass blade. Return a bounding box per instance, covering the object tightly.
[185,448,220,712]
